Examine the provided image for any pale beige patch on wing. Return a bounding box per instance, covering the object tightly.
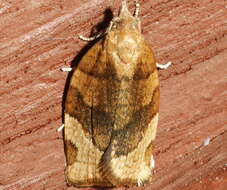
[64,113,111,186]
[112,53,137,79]
[108,33,138,80]
[117,33,141,64]
[102,113,159,185]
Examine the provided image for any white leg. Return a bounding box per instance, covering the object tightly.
[79,16,122,41]
[106,20,114,33]
[134,0,140,17]
[156,61,172,69]
[78,32,103,41]
[106,17,121,32]
[61,67,72,72]
[137,178,143,187]
[57,124,64,132]
[150,155,155,169]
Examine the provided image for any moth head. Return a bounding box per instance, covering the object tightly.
[111,0,140,32]
[108,1,142,65]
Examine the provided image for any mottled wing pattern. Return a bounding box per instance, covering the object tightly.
[64,38,114,187]
[64,35,159,187]
[99,39,159,186]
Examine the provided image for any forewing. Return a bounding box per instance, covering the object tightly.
[64,39,113,187]
[100,41,160,186]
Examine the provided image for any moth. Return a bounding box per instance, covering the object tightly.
[63,0,169,187]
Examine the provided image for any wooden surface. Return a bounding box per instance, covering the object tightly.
[0,0,227,189]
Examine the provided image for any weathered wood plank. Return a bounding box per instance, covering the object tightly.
[0,0,226,189]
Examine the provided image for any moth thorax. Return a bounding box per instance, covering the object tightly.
[117,34,140,64]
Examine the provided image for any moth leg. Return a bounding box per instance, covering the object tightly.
[78,32,103,41]
[78,19,115,41]
[156,61,172,69]
[106,17,121,32]
[79,15,121,41]
[134,0,140,17]
[137,178,144,187]
[106,20,114,32]
[57,124,64,132]
[150,155,155,169]
[61,67,73,72]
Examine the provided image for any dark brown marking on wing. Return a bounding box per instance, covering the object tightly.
[65,140,78,165]
[77,38,120,81]
[65,86,92,135]
[91,107,114,151]
[65,73,159,156]
[133,43,156,80]
[65,86,114,151]
[113,87,159,156]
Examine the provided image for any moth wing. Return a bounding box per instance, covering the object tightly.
[100,41,160,186]
[64,39,113,187]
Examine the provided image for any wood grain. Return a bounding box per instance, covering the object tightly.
[0,0,226,189]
